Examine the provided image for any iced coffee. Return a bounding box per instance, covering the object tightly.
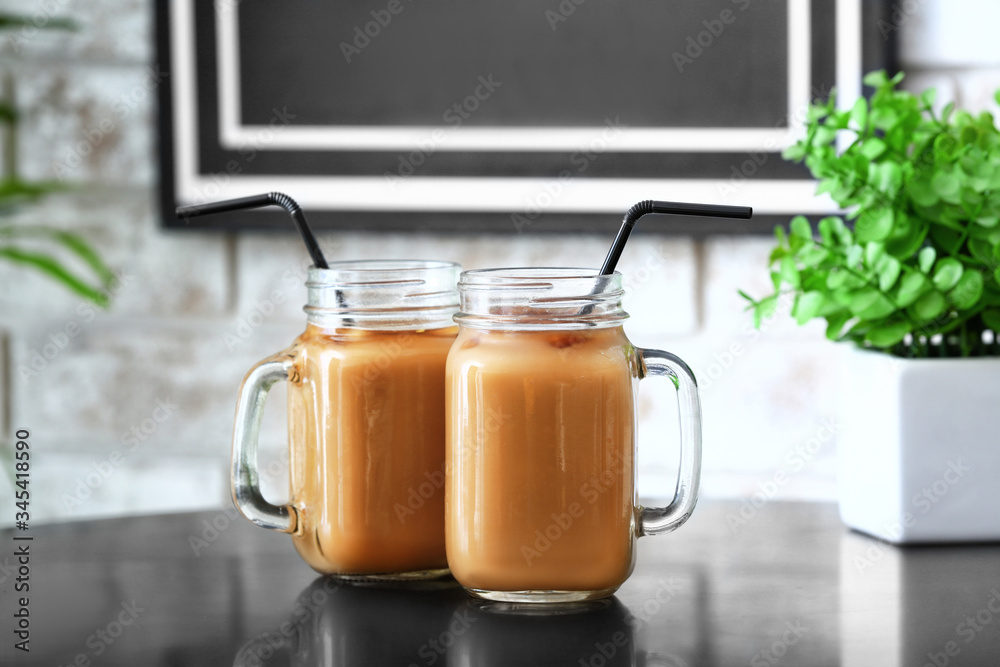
[288,324,456,575]
[446,326,637,593]
[444,267,702,603]
[232,260,461,578]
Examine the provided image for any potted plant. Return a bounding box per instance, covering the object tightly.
[741,71,1000,543]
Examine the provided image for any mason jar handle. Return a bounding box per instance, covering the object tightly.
[636,348,702,536]
[232,356,297,533]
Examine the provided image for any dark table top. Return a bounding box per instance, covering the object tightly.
[2,500,999,666]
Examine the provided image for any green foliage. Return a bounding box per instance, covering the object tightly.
[0,224,113,306]
[0,13,112,307]
[0,13,75,31]
[743,71,1000,357]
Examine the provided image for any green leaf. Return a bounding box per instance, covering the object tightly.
[818,216,848,246]
[753,295,778,328]
[737,289,756,304]
[848,288,881,316]
[931,170,962,202]
[0,179,70,212]
[826,269,849,290]
[871,160,902,192]
[863,70,889,88]
[790,216,813,240]
[932,258,964,292]
[913,291,948,322]
[782,143,807,161]
[858,294,896,320]
[0,13,76,31]
[846,245,863,268]
[860,138,887,160]
[920,87,937,109]
[934,133,960,160]
[855,207,894,243]
[960,125,978,146]
[909,178,941,207]
[983,308,1000,331]
[0,225,114,286]
[864,242,886,267]
[919,247,936,273]
[948,269,983,310]
[896,271,928,307]
[878,255,901,292]
[982,229,1000,247]
[867,321,910,348]
[814,126,838,147]
[815,178,838,197]
[818,217,835,246]
[850,98,869,131]
[798,245,829,268]
[0,103,17,124]
[801,271,829,294]
[969,238,995,264]
[825,311,852,341]
[871,107,900,132]
[793,292,826,325]
[886,217,928,259]
[833,217,853,245]
[0,247,108,306]
[941,101,955,123]
[779,255,800,288]
[929,225,964,255]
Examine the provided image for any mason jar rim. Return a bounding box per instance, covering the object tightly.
[316,259,458,272]
[460,267,620,282]
[307,259,459,284]
[304,260,460,330]
[456,267,627,330]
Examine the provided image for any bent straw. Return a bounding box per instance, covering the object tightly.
[177,192,329,269]
[599,200,753,275]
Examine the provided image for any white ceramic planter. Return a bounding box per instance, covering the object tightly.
[838,347,1000,543]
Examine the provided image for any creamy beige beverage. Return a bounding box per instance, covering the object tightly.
[446,326,637,593]
[288,324,457,575]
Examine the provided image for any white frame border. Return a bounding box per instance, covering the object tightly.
[172,0,856,214]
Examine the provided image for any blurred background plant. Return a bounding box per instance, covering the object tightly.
[0,12,114,485]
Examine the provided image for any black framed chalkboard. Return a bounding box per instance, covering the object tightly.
[156,0,896,234]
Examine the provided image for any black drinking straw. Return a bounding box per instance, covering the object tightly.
[177,192,329,269]
[599,200,753,274]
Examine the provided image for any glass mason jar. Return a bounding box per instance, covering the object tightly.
[233,260,460,579]
[446,268,702,602]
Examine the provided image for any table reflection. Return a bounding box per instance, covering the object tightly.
[231,576,696,667]
[232,577,466,667]
[839,530,1000,667]
[451,597,636,666]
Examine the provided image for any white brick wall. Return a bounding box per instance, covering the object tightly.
[1,0,997,524]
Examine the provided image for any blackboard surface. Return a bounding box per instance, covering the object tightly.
[238,1,787,128]
[157,0,896,233]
